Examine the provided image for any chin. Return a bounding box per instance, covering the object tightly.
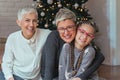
[66,40,71,43]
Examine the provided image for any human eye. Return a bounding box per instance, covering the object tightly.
[88,34,94,38]
[67,26,74,31]
[33,19,37,23]
[24,18,31,23]
[57,27,65,32]
[80,29,84,34]
[69,25,74,28]
[58,27,64,30]
[25,19,30,22]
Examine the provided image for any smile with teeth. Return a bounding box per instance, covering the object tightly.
[64,35,71,39]
[27,27,34,31]
[79,37,86,43]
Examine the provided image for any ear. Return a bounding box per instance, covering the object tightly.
[16,19,21,27]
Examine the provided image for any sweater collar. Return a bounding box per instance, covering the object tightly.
[20,29,38,44]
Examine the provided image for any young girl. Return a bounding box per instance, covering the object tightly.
[59,20,99,80]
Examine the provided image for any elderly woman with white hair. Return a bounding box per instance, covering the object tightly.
[0,7,51,80]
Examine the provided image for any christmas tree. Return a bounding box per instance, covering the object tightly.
[33,0,92,30]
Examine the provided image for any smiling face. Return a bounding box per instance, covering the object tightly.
[75,24,95,50]
[57,19,76,43]
[17,12,38,39]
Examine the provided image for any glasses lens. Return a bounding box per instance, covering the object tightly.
[57,25,75,33]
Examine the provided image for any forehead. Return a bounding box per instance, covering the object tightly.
[57,19,75,27]
[79,24,95,33]
[22,13,37,19]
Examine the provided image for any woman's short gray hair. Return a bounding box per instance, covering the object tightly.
[55,8,76,26]
[17,7,38,20]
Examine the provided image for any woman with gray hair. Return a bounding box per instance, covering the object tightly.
[0,7,51,80]
[41,8,104,80]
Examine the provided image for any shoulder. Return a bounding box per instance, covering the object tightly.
[37,28,51,35]
[7,31,20,40]
[63,43,70,49]
[48,30,59,38]
[6,31,20,45]
[84,45,95,55]
[62,43,71,53]
[46,30,64,43]
[61,43,70,56]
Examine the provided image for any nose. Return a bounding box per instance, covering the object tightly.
[64,29,69,35]
[30,21,34,26]
[82,33,87,39]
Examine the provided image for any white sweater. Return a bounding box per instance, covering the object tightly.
[2,28,51,80]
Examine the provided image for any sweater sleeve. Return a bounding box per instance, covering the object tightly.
[59,43,70,80]
[76,47,95,76]
[1,35,14,80]
[41,30,64,80]
[77,50,105,80]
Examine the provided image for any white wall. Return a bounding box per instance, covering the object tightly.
[86,0,120,65]
[116,0,120,65]
[0,0,33,37]
[86,0,111,65]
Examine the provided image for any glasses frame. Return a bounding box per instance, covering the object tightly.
[57,25,75,33]
[77,28,95,38]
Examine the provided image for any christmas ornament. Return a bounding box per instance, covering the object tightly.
[40,11,45,17]
[47,0,53,4]
[57,1,62,8]
[74,3,79,9]
[45,23,48,28]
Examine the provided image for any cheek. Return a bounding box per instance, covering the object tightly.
[35,23,38,27]
[71,30,76,37]
[20,22,27,27]
[21,24,27,30]
[86,39,92,45]
[76,33,81,39]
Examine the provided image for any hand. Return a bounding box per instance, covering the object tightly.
[8,77,14,80]
[71,77,81,80]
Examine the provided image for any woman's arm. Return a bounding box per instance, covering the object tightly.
[75,46,96,76]
[77,50,105,80]
[2,35,14,80]
[41,30,64,80]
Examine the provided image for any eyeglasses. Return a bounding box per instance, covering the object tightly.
[57,25,75,33]
[78,28,95,38]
